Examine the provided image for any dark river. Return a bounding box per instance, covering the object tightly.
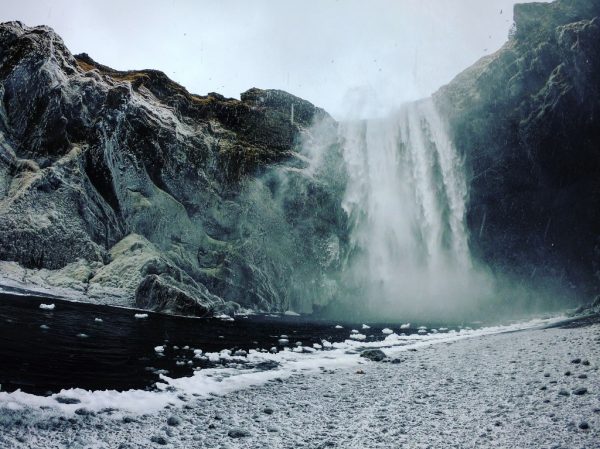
[0,290,468,395]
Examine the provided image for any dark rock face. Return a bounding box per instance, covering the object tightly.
[435,0,600,300]
[0,21,347,314]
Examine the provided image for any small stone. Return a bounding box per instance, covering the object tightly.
[167,416,181,426]
[558,389,570,396]
[579,421,589,430]
[55,396,81,405]
[360,349,386,362]
[564,371,571,376]
[582,360,590,366]
[578,374,588,379]
[74,408,93,416]
[571,358,581,364]
[228,428,251,438]
[573,387,588,395]
[263,407,274,415]
[150,435,168,445]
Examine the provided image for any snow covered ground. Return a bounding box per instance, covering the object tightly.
[0,317,598,448]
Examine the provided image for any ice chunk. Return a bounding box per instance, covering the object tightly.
[350,333,367,341]
[134,313,148,319]
[400,323,410,329]
[382,328,393,334]
[284,310,300,316]
[362,324,371,329]
[39,303,55,310]
[335,325,343,329]
[94,318,103,323]
[154,346,165,353]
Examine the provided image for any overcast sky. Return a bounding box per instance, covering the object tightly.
[1,0,546,118]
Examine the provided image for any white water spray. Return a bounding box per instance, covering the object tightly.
[341,98,489,317]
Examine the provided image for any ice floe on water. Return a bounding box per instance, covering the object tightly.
[39,303,55,310]
[133,313,148,319]
[0,316,567,416]
[381,327,394,334]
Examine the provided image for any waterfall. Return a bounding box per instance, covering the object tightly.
[340,98,485,317]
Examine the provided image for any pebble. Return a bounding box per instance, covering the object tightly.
[167,416,181,426]
[227,428,251,438]
[571,358,581,364]
[578,422,589,430]
[360,349,387,362]
[572,387,587,395]
[150,435,168,445]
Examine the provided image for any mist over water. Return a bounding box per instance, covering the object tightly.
[336,99,493,320]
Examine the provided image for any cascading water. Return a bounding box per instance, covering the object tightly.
[340,98,489,318]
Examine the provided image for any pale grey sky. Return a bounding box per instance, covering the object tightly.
[1,0,546,118]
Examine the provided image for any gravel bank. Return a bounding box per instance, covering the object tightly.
[1,321,598,448]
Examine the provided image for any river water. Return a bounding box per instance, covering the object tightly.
[0,291,471,395]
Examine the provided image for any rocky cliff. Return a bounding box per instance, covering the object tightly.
[435,0,600,302]
[0,21,347,315]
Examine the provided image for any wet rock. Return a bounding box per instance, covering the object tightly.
[150,435,168,445]
[227,428,251,438]
[572,387,588,395]
[360,349,387,362]
[579,421,590,430]
[74,408,94,416]
[167,416,181,426]
[55,396,81,404]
